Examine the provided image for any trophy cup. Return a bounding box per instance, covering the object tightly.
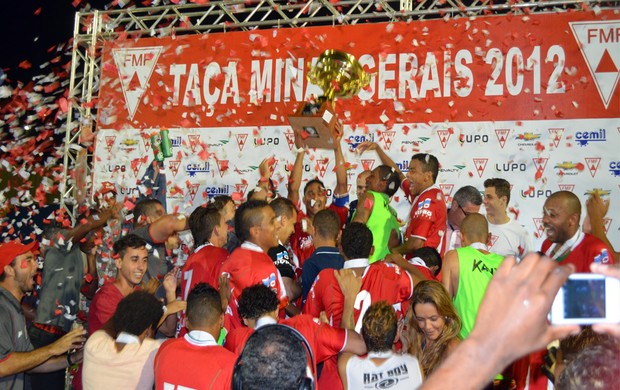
[288,50,370,149]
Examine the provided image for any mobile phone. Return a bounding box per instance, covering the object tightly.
[550,273,620,325]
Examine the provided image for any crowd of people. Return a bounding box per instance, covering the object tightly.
[0,136,618,390]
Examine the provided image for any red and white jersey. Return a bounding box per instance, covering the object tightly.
[178,244,229,335]
[220,242,288,332]
[541,232,614,273]
[155,330,236,390]
[224,315,347,365]
[303,258,413,332]
[402,181,448,257]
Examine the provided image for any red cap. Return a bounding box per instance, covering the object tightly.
[0,241,38,275]
[98,181,117,195]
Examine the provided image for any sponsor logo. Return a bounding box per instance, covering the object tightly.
[111,46,163,119]
[515,132,542,146]
[548,128,564,148]
[576,129,606,146]
[105,164,126,173]
[315,158,329,178]
[438,184,454,203]
[130,160,143,177]
[235,133,248,151]
[603,218,612,234]
[585,157,601,177]
[472,158,488,178]
[610,161,620,177]
[284,130,296,151]
[347,133,375,152]
[395,160,410,173]
[533,218,545,239]
[401,136,430,147]
[569,20,620,109]
[168,160,181,177]
[439,165,466,173]
[204,185,231,198]
[495,129,510,149]
[437,129,451,149]
[188,134,201,153]
[105,136,116,153]
[235,182,249,197]
[141,135,151,151]
[216,159,229,178]
[170,135,182,148]
[489,234,499,248]
[254,137,280,146]
[458,134,489,145]
[361,159,375,171]
[119,186,140,196]
[558,184,575,192]
[554,161,584,176]
[187,183,200,201]
[521,188,553,199]
[496,162,527,172]
[594,249,611,264]
[380,131,396,150]
[185,162,211,177]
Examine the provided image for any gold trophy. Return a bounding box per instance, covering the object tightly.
[288,50,370,149]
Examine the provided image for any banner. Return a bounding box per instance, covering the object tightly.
[93,10,620,251]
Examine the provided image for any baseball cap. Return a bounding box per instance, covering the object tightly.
[98,181,117,195]
[0,241,38,275]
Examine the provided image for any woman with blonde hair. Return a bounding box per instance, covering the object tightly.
[407,280,462,376]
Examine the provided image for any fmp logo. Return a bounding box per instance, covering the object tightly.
[472,158,488,178]
[216,160,229,178]
[438,184,454,204]
[585,157,601,177]
[141,135,151,151]
[168,160,181,177]
[570,20,620,109]
[361,159,375,171]
[437,129,452,149]
[489,234,499,248]
[548,128,564,148]
[558,184,575,192]
[235,134,248,151]
[284,131,296,151]
[188,134,201,153]
[111,47,162,119]
[532,218,545,239]
[130,160,143,177]
[315,158,329,178]
[495,129,510,149]
[105,136,116,153]
[235,183,249,198]
[187,183,200,202]
[380,131,395,150]
[533,157,549,176]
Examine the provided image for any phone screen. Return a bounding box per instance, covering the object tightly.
[563,278,606,319]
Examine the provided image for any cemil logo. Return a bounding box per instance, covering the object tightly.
[437,129,451,149]
[381,131,396,150]
[585,157,601,177]
[558,184,575,192]
[105,136,116,153]
[570,20,620,109]
[576,129,606,146]
[548,128,564,148]
[188,134,201,153]
[235,134,248,151]
[187,183,200,202]
[438,184,454,204]
[284,130,296,151]
[168,160,181,177]
[361,159,375,171]
[185,162,210,177]
[112,47,163,120]
[610,161,620,177]
[495,129,510,149]
[533,217,545,239]
[315,158,329,178]
[472,158,488,178]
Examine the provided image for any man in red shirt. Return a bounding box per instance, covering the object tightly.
[287,132,349,266]
[540,191,614,272]
[181,206,229,301]
[88,234,180,335]
[220,200,288,332]
[155,283,236,389]
[357,142,447,258]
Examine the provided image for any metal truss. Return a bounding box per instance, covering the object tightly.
[60,0,620,221]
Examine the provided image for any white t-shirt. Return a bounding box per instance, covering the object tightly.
[345,352,423,390]
[488,218,532,259]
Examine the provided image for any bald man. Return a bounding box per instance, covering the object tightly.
[541,191,614,272]
[442,213,504,339]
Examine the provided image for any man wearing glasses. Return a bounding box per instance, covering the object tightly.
[446,186,483,252]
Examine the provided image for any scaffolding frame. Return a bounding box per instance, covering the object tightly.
[60,0,620,221]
